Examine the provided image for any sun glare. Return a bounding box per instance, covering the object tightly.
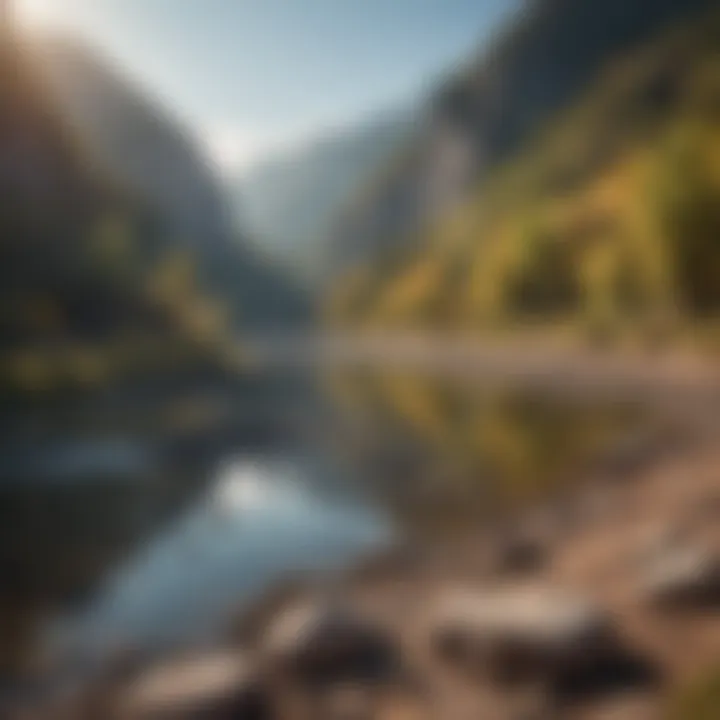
[17,0,58,27]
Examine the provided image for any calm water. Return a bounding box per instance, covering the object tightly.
[0,370,666,678]
[47,456,392,661]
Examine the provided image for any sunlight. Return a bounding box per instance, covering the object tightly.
[213,461,277,513]
[16,0,58,26]
[205,125,290,175]
[205,128,259,174]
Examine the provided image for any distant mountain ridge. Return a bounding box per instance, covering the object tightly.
[234,110,414,284]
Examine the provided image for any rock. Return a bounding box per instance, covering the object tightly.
[687,491,720,524]
[573,484,619,527]
[576,694,659,720]
[640,546,720,609]
[429,587,620,685]
[349,543,424,584]
[118,650,269,720]
[631,523,686,569]
[262,601,399,689]
[231,577,309,646]
[321,684,374,720]
[594,430,667,482]
[505,683,554,720]
[491,532,548,576]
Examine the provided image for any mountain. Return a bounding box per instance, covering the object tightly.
[0,16,310,403]
[327,0,714,271]
[31,37,308,331]
[327,0,720,340]
[0,23,256,397]
[234,110,414,284]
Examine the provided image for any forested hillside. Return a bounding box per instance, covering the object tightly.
[34,38,308,332]
[329,0,720,346]
[328,0,714,278]
[0,21,303,401]
[0,30,234,397]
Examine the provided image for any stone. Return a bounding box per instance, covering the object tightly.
[262,601,399,689]
[321,684,374,720]
[118,650,269,720]
[593,430,666,482]
[491,532,548,575]
[640,546,720,609]
[429,587,620,685]
[631,523,687,570]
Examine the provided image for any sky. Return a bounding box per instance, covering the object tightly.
[17,0,518,174]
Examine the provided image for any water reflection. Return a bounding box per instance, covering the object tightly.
[0,370,672,684]
[50,457,391,660]
[325,370,656,535]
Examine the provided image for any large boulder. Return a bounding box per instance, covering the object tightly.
[118,650,269,720]
[429,587,620,685]
[261,601,399,689]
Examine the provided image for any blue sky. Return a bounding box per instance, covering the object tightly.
[18,0,518,172]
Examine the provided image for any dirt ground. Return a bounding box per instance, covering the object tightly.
[290,421,720,719]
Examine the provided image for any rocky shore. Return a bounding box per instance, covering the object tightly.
[8,418,720,719]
